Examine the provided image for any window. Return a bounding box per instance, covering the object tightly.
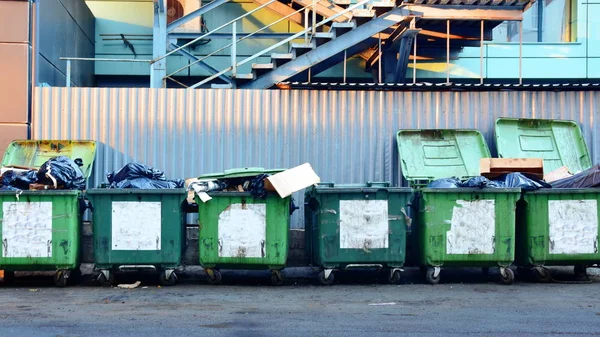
[492,0,574,42]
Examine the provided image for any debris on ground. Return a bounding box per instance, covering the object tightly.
[117,281,142,289]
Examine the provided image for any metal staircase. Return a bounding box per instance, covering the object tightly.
[156,0,532,88]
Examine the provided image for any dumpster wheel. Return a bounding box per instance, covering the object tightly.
[159,270,178,286]
[205,269,222,285]
[574,265,588,281]
[270,270,284,286]
[318,270,335,286]
[387,269,402,284]
[97,271,115,287]
[425,267,440,285]
[53,270,69,288]
[1,271,15,286]
[499,267,514,285]
[533,267,551,283]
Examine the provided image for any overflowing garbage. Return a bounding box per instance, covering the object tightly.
[0,156,86,191]
[105,163,185,189]
[427,172,551,190]
[188,163,321,203]
[551,165,600,188]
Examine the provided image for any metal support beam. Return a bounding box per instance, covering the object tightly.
[446,19,450,84]
[151,1,167,88]
[167,0,229,32]
[480,20,484,84]
[403,4,524,21]
[393,34,416,83]
[169,43,233,85]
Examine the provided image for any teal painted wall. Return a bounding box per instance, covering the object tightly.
[85,0,599,81]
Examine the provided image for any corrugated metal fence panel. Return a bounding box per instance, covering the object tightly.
[33,87,600,228]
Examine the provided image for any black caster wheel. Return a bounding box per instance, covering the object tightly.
[387,270,401,284]
[500,268,515,285]
[159,271,178,286]
[425,268,440,285]
[1,271,15,285]
[206,269,222,285]
[271,270,284,286]
[533,267,552,283]
[53,270,68,288]
[97,272,115,287]
[574,265,588,280]
[318,270,335,286]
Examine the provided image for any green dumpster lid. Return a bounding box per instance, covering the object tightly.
[396,129,491,183]
[495,118,592,174]
[198,167,284,180]
[1,140,97,179]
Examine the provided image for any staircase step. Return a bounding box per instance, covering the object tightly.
[352,9,376,25]
[332,0,350,8]
[330,21,357,37]
[211,83,233,89]
[290,42,316,57]
[233,73,255,85]
[314,32,335,46]
[271,53,294,67]
[251,63,275,77]
[371,1,396,16]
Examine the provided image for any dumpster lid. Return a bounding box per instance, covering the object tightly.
[1,140,97,179]
[495,118,592,174]
[396,129,491,183]
[198,167,284,180]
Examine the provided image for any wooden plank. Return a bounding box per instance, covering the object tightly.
[403,4,524,20]
[480,158,544,179]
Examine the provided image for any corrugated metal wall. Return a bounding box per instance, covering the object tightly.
[33,87,600,228]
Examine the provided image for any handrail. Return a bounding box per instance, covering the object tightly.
[151,0,278,64]
[165,2,316,79]
[188,0,373,89]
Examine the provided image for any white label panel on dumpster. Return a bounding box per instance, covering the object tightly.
[447,200,495,255]
[339,200,389,249]
[218,204,266,258]
[549,200,598,255]
[112,202,162,251]
[2,202,53,258]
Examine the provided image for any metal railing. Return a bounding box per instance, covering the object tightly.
[60,57,152,87]
[185,0,373,89]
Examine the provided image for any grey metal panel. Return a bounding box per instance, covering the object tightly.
[33,87,600,228]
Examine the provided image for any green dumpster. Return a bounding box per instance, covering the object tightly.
[0,140,96,287]
[397,129,521,285]
[87,188,186,286]
[305,182,413,285]
[196,168,291,286]
[496,117,598,282]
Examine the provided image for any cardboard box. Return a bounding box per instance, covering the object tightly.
[544,166,573,183]
[480,158,544,179]
[265,163,320,198]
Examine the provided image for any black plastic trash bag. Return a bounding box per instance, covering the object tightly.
[495,172,551,190]
[37,156,86,190]
[111,177,184,189]
[1,170,38,190]
[462,176,504,188]
[107,163,184,189]
[107,163,166,184]
[552,165,600,188]
[427,177,462,188]
[248,173,270,199]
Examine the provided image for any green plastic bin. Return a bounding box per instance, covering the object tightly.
[0,140,96,287]
[397,129,521,285]
[496,117,598,282]
[196,168,290,286]
[87,188,186,286]
[305,182,413,285]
